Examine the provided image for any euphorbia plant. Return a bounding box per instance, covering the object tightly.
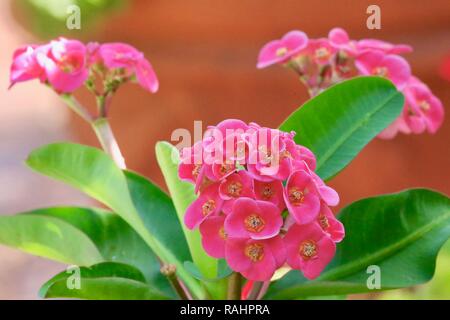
[1,29,448,300]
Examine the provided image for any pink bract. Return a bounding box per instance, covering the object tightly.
[355,50,411,89]
[9,45,44,88]
[37,38,89,93]
[199,215,227,259]
[219,171,255,214]
[99,42,159,93]
[225,198,282,240]
[316,202,345,243]
[284,223,336,280]
[179,119,342,281]
[284,170,321,225]
[184,183,223,230]
[257,31,308,69]
[225,236,286,281]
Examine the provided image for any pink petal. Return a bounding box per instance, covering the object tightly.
[199,216,227,258]
[184,183,222,229]
[318,185,340,206]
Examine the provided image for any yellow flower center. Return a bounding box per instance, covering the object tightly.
[245,243,264,262]
[219,227,227,240]
[202,200,216,216]
[261,184,274,200]
[315,47,330,59]
[191,164,201,178]
[276,47,288,57]
[299,240,317,260]
[288,187,305,206]
[227,182,243,197]
[419,100,430,111]
[318,214,330,230]
[244,214,265,233]
[373,66,388,77]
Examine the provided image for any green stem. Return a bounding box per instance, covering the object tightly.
[91,118,126,169]
[160,264,191,300]
[247,281,264,300]
[227,272,242,300]
[60,94,93,123]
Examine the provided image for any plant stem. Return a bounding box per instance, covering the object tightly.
[60,94,93,123]
[227,272,242,300]
[91,118,126,169]
[160,264,191,300]
[247,281,265,300]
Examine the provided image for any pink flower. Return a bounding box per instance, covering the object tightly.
[225,198,282,240]
[355,50,411,89]
[99,42,144,69]
[303,164,340,207]
[403,79,444,134]
[284,170,321,225]
[9,45,45,88]
[184,183,223,230]
[357,39,412,55]
[254,180,285,211]
[285,138,317,171]
[303,38,337,65]
[178,142,205,190]
[316,202,345,243]
[99,42,159,93]
[36,38,89,93]
[199,215,227,258]
[257,31,308,69]
[284,223,336,280]
[328,27,358,56]
[179,119,344,281]
[219,171,255,214]
[225,236,286,281]
[246,128,291,181]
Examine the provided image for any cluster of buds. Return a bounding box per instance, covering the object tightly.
[257,28,444,139]
[178,119,344,281]
[9,37,158,98]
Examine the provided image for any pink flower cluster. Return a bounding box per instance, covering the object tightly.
[179,119,344,281]
[9,37,158,94]
[257,28,444,139]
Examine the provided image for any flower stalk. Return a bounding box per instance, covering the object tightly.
[160,264,191,300]
[227,272,242,300]
[247,281,264,300]
[91,117,126,169]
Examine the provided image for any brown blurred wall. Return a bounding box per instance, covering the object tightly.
[72,0,450,209]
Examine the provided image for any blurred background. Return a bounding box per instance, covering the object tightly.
[0,0,449,299]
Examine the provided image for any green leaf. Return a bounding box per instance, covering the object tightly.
[266,189,450,299]
[0,214,103,266]
[30,206,175,298]
[155,141,227,299]
[184,259,233,281]
[279,76,404,180]
[40,262,169,300]
[124,171,191,264]
[26,142,205,299]
[155,142,217,277]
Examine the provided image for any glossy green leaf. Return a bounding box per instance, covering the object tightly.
[155,141,227,299]
[155,142,217,278]
[280,76,404,180]
[184,259,233,281]
[124,171,191,263]
[266,189,450,299]
[26,142,205,299]
[41,262,169,300]
[30,206,175,297]
[0,214,103,266]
